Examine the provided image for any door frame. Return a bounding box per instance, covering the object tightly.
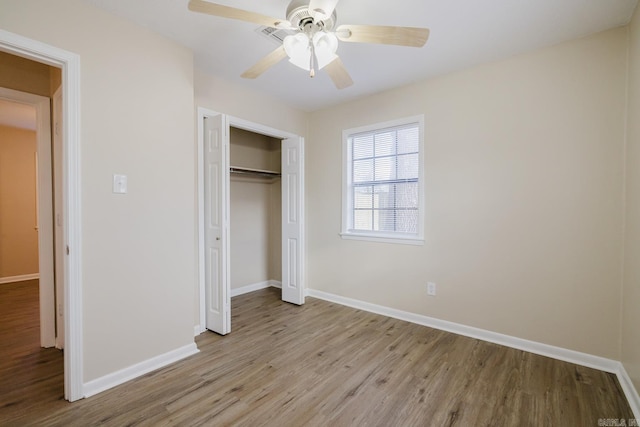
[0,29,83,402]
[53,86,65,349]
[0,88,55,348]
[196,108,305,333]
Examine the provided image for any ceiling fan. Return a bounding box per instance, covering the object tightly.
[188,0,430,89]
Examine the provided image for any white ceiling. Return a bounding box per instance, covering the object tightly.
[0,99,36,131]
[86,0,638,112]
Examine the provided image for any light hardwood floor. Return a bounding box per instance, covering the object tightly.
[0,281,634,426]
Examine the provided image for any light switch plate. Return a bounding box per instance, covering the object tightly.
[113,174,127,194]
[427,282,437,296]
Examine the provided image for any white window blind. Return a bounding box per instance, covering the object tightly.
[342,117,424,244]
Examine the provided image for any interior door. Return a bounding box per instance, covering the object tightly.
[204,114,230,335]
[281,137,305,305]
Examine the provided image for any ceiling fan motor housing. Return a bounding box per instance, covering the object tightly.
[286,0,337,31]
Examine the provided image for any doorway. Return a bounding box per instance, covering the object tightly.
[197,109,305,335]
[0,90,55,349]
[0,29,83,401]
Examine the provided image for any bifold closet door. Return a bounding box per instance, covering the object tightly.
[281,137,305,305]
[204,114,230,335]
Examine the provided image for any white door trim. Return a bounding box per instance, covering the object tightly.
[53,86,65,350]
[0,87,55,348]
[0,29,83,402]
[196,110,305,332]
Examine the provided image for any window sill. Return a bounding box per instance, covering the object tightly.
[340,232,425,246]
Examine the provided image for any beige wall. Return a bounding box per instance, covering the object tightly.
[269,182,282,283]
[230,127,281,172]
[49,66,61,96]
[307,27,628,359]
[623,4,640,392]
[0,0,196,382]
[194,68,308,138]
[0,50,59,97]
[230,179,268,289]
[230,179,282,288]
[229,128,282,289]
[0,125,38,278]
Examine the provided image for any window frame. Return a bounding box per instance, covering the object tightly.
[341,115,425,245]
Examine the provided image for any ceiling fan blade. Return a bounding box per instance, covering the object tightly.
[335,25,430,47]
[324,57,353,90]
[188,0,289,28]
[308,0,340,21]
[241,46,288,79]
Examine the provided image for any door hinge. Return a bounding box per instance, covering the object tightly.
[66,245,70,255]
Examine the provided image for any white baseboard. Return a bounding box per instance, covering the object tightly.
[618,363,640,419]
[270,280,282,289]
[0,273,39,284]
[194,324,205,337]
[307,289,639,416]
[83,343,199,398]
[231,280,281,297]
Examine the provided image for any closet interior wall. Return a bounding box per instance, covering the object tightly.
[229,127,282,292]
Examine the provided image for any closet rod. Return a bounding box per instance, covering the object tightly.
[230,166,281,178]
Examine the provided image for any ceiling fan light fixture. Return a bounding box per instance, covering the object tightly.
[189,0,430,89]
[283,33,311,69]
[313,32,338,69]
[284,31,338,73]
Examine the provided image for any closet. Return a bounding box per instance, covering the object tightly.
[229,127,282,295]
[200,111,304,335]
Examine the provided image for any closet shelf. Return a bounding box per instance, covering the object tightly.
[230,166,281,178]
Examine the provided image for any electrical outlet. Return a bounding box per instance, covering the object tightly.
[427,282,437,296]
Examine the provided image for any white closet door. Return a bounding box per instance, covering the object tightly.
[204,114,230,334]
[281,137,305,305]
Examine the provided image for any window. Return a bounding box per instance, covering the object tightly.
[342,116,424,245]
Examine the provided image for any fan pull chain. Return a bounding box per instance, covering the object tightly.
[309,40,317,78]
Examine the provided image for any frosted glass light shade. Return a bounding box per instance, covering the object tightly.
[283,32,339,71]
[283,33,309,60]
[284,33,311,70]
[313,32,338,69]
